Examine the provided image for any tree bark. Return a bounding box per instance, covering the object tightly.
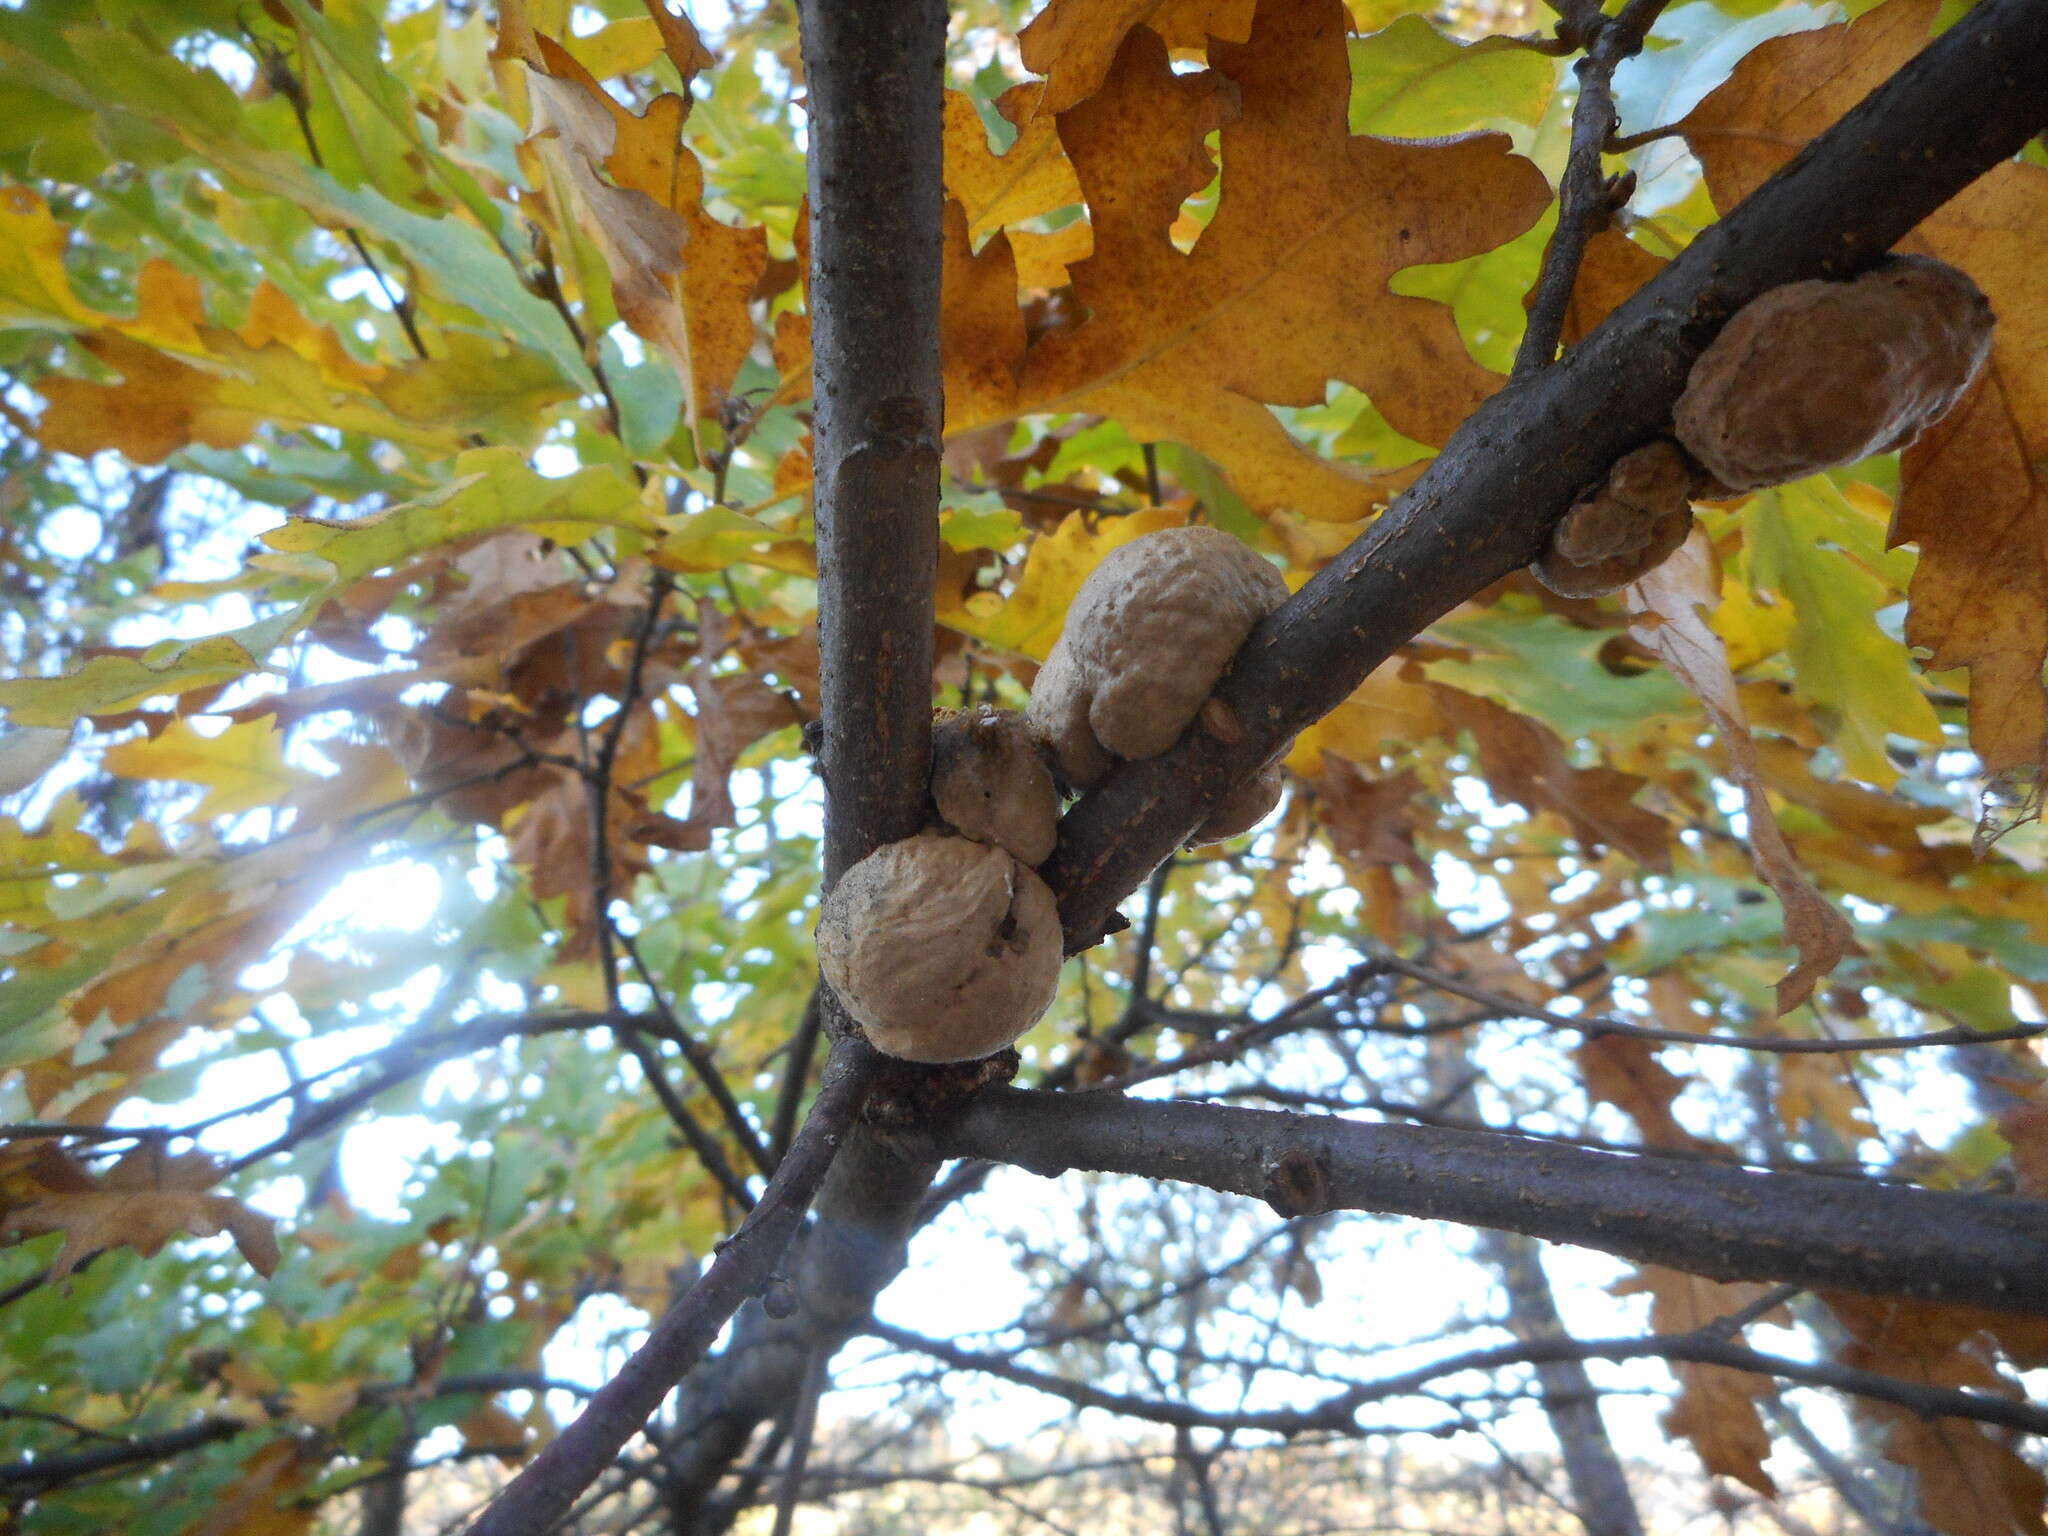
[936,1089,2048,1315]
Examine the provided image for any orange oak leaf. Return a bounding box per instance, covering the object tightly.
[1613,1265,1789,1494]
[1558,227,1664,349]
[528,39,767,423]
[1430,685,1672,869]
[1679,0,2048,779]
[1007,0,1551,522]
[1,1145,281,1281]
[1824,1293,2048,1536]
[1627,531,1854,1012]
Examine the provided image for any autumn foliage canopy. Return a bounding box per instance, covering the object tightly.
[0,0,2045,1533]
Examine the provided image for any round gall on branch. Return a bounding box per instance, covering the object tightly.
[930,704,1061,867]
[1534,440,1698,599]
[1026,526,1290,792]
[817,829,1063,1064]
[1673,254,1994,493]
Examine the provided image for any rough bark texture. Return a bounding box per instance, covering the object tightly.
[936,1090,2048,1316]
[1040,0,2048,951]
[1477,1229,1645,1536]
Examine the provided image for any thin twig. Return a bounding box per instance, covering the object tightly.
[1381,953,2048,1055]
[1514,0,1672,375]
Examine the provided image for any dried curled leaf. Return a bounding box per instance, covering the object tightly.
[1535,440,1696,598]
[1025,526,1288,789]
[817,830,1063,1063]
[931,705,1060,866]
[1674,256,1994,492]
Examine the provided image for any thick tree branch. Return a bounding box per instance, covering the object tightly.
[805,4,944,886]
[936,1090,2048,1317]
[466,2,948,1527]
[1043,0,2048,951]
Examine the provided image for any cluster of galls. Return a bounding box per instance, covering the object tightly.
[819,526,1291,1064]
[1535,254,1994,597]
[822,255,1996,1066]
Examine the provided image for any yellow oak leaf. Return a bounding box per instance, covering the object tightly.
[938,505,1187,659]
[943,84,1085,245]
[2,1145,280,1281]
[102,717,312,822]
[1680,0,2048,777]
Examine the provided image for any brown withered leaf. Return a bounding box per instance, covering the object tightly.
[640,0,713,82]
[668,669,805,842]
[1999,1083,2048,1199]
[1558,227,1665,348]
[1627,531,1854,1013]
[1679,0,2048,779]
[1613,1265,1788,1494]
[1824,1293,2048,1536]
[1,1145,280,1281]
[1006,0,1551,521]
[1314,758,1428,872]
[733,623,822,721]
[188,1438,316,1536]
[1576,1035,1708,1153]
[1021,0,1258,114]
[458,1401,532,1466]
[1431,685,1672,869]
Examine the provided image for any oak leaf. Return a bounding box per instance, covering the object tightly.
[1007,0,1551,522]
[1431,686,1672,870]
[1824,1293,2048,1536]
[1999,1083,2048,1200]
[1627,531,1853,1012]
[527,38,767,422]
[1020,0,1258,114]
[1613,1265,1788,1494]
[1,1145,281,1281]
[1576,1035,1707,1153]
